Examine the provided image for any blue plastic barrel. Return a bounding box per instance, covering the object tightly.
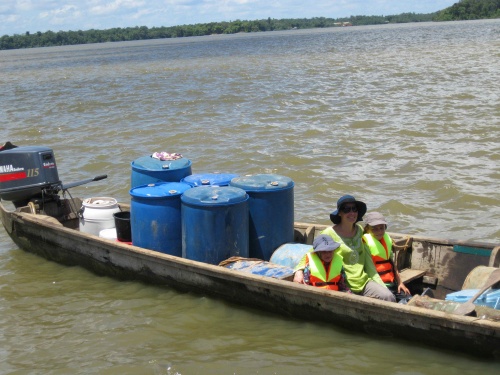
[230,174,294,261]
[131,155,192,188]
[130,182,192,256]
[181,172,239,187]
[181,186,249,264]
[269,243,312,269]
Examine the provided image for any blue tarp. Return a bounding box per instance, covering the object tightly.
[445,289,500,310]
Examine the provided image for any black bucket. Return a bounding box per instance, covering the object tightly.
[113,211,132,242]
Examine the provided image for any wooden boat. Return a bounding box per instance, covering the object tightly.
[1,144,499,359]
[1,196,499,359]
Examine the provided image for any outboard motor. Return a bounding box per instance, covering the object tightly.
[0,142,106,208]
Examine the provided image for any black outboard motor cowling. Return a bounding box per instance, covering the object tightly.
[0,145,61,206]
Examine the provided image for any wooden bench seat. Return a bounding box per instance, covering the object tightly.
[400,268,426,284]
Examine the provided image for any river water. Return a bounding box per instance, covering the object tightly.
[1,20,499,374]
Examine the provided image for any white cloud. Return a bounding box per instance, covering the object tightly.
[15,1,32,12]
[90,0,146,16]
[39,5,78,18]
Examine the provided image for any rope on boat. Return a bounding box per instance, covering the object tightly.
[27,202,38,214]
[392,236,413,271]
[393,236,412,252]
[62,188,81,219]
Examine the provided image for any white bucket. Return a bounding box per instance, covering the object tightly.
[99,227,118,241]
[79,197,120,236]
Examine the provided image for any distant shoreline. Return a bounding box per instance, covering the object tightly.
[1,0,499,51]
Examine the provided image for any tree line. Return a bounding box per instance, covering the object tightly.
[434,0,499,20]
[1,0,498,50]
[0,14,434,50]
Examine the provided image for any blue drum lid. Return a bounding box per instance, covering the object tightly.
[230,174,294,192]
[181,173,239,187]
[131,155,192,171]
[181,186,248,206]
[130,182,191,199]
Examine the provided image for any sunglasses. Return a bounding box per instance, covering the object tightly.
[340,205,358,213]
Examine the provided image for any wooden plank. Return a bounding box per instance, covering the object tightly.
[423,275,438,286]
[400,268,426,284]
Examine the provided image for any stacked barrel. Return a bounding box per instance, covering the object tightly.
[126,152,294,265]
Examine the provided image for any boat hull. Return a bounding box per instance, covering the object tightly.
[1,201,499,359]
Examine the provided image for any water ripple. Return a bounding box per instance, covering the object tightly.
[1,20,500,374]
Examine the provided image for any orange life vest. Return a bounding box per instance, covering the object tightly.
[363,233,395,284]
[306,251,343,290]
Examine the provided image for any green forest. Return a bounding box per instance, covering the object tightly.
[1,0,498,50]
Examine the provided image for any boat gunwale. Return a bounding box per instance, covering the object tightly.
[293,221,499,250]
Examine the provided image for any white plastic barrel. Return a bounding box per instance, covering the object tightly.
[79,197,120,236]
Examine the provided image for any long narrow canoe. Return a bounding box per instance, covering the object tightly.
[1,198,499,359]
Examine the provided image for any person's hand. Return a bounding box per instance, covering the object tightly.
[398,282,411,295]
[293,270,304,284]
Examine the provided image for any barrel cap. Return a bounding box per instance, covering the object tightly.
[230,174,294,192]
[181,186,248,206]
[131,155,191,171]
[181,172,239,187]
[130,182,191,199]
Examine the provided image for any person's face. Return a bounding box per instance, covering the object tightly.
[339,203,358,224]
[370,224,386,240]
[318,250,334,263]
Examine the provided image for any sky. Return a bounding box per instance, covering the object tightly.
[0,0,459,37]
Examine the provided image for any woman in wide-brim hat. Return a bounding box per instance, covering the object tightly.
[329,194,367,225]
[320,195,396,302]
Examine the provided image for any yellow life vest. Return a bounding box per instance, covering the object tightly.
[363,233,395,284]
[306,251,343,290]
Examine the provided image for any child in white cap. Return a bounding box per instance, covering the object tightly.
[363,212,410,297]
